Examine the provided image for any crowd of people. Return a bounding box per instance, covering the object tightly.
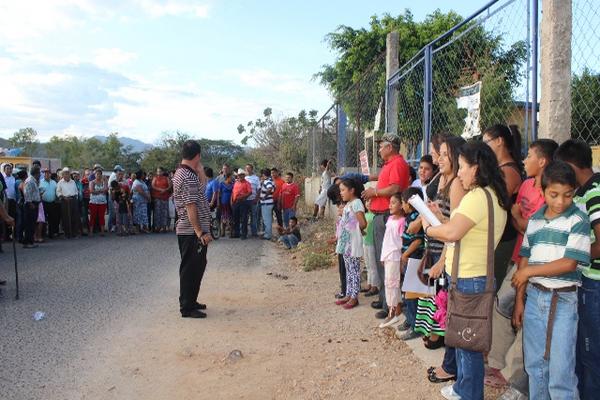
[324,130,599,400]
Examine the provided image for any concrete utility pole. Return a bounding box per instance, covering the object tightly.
[386,31,399,135]
[539,0,572,143]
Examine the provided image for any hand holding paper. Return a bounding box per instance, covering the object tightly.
[408,194,442,227]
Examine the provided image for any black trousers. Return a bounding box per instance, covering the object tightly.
[338,253,346,295]
[24,202,38,245]
[273,203,283,227]
[43,201,60,237]
[61,198,80,238]
[232,200,250,238]
[177,235,208,313]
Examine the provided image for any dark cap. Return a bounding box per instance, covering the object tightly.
[375,133,401,146]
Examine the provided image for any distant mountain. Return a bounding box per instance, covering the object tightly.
[92,136,152,153]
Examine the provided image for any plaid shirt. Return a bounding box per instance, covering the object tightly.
[24,176,41,203]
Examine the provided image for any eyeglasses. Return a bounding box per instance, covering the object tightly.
[482,137,495,144]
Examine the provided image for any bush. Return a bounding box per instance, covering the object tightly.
[303,251,333,272]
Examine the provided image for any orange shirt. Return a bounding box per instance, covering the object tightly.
[273,177,285,203]
[152,175,170,200]
[232,180,252,203]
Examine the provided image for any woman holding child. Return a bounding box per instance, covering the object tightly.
[424,141,509,400]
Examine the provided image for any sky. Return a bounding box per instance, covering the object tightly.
[0,0,484,145]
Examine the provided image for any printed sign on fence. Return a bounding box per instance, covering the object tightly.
[456,81,482,139]
[359,150,370,175]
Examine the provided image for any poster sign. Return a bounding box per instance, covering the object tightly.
[456,81,482,139]
[359,150,370,175]
[373,99,383,132]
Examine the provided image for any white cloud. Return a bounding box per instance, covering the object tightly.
[93,48,138,70]
[133,0,210,18]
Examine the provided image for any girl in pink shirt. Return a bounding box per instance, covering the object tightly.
[379,193,405,328]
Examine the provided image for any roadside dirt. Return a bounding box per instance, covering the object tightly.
[64,235,447,400]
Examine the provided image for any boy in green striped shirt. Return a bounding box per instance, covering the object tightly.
[555,139,600,400]
[511,161,590,399]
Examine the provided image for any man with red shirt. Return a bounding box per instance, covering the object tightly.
[271,168,285,228]
[362,133,410,319]
[232,168,252,239]
[280,172,301,228]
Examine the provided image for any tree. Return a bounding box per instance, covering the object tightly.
[238,108,319,173]
[572,68,600,145]
[9,127,40,156]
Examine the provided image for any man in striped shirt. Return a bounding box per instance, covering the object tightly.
[172,140,212,319]
[512,161,590,399]
[259,168,275,240]
[555,139,600,400]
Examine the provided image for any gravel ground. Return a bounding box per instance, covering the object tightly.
[0,232,500,400]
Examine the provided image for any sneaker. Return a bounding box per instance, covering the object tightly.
[498,387,527,400]
[441,384,461,400]
[378,315,401,328]
[396,321,411,332]
[399,330,420,341]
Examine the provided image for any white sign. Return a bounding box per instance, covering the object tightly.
[373,98,383,132]
[456,81,482,139]
[359,150,370,175]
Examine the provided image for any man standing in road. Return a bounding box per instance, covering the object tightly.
[245,164,261,237]
[173,140,213,319]
[56,167,80,239]
[361,133,410,319]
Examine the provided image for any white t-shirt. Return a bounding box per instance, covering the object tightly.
[245,174,260,201]
[335,198,365,257]
[380,216,405,262]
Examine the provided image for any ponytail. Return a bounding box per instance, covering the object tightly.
[484,124,523,174]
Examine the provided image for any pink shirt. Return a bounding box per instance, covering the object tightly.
[380,215,405,262]
[511,178,545,263]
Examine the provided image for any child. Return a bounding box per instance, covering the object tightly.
[111,180,131,236]
[487,139,557,393]
[555,139,600,400]
[280,172,300,228]
[397,187,425,340]
[379,193,405,328]
[327,180,347,299]
[412,155,435,190]
[512,161,590,400]
[334,178,367,309]
[278,216,301,249]
[361,198,379,297]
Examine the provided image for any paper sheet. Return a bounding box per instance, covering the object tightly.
[408,194,441,227]
[402,258,434,295]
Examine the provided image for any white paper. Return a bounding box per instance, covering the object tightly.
[408,194,441,227]
[402,258,434,295]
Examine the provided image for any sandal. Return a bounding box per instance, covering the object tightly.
[484,367,508,388]
[428,368,456,384]
[364,287,380,297]
[424,336,445,350]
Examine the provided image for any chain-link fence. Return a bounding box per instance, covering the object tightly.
[571,0,600,145]
[387,0,533,158]
[305,52,386,175]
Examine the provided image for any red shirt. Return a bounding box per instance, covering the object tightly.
[273,177,285,203]
[280,182,300,209]
[152,175,170,201]
[511,178,545,263]
[232,180,252,203]
[370,154,410,212]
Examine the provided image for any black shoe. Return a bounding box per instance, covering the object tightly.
[375,310,388,319]
[0,279,6,286]
[335,293,345,299]
[194,302,207,310]
[371,301,383,309]
[181,309,207,318]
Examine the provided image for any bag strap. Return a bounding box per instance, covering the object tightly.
[450,188,495,290]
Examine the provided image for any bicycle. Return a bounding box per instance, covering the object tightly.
[210,208,220,240]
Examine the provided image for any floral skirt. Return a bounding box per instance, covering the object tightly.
[133,201,148,226]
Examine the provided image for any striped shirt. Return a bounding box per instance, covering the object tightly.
[520,203,591,288]
[260,178,275,205]
[402,210,424,259]
[574,173,600,280]
[173,165,210,235]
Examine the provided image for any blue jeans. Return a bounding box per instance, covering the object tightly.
[249,201,259,235]
[232,200,250,238]
[453,276,488,400]
[524,284,579,400]
[279,234,299,249]
[577,276,600,400]
[283,208,295,228]
[261,204,274,239]
[405,298,418,329]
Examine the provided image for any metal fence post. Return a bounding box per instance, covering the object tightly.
[337,105,347,169]
[422,45,433,156]
[531,0,539,141]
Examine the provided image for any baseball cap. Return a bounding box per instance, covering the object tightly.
[375,133,401,146]
[237,168,246,175]
[61,167,71,173]
[113,164,124,172]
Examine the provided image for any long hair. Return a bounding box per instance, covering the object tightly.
[439,136,466,198]
[339,178,365,205]
[484,124,523,174]
[459,141,510,211]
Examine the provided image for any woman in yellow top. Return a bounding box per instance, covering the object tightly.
[424,140,509,400]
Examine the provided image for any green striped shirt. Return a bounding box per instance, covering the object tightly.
[574,173,600,280]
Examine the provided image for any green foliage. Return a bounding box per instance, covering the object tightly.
[9,127,39,156]
[238,108,319,173]
[302,251,333,272]
[572,68,600,145]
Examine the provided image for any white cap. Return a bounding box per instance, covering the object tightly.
[61,167,71,173]
[237,168,246,175]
